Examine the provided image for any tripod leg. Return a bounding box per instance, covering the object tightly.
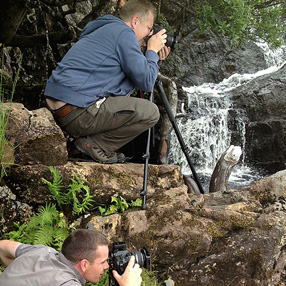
[140,126,151,210]
[156,80,205,194]
[140,91,154,209]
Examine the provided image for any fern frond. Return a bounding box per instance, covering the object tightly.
[37,203,60,227]
[8,223,27,242]
[25,215,42,230]
[130,198,142,207]
[42,167,68,206]
[67,173,94,216]
[53,228,69,250]
[33,224,55,246]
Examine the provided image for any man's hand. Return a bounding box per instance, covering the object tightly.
[147,29,168,53]
[113,256,142,286]
[158,46,171,60]
[0,240,21,267]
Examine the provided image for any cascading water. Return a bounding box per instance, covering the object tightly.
[168,43,286,192]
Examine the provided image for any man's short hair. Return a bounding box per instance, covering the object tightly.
[62,229,109,264]
[119,0,157,23]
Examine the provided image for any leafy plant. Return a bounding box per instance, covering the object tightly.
[3,168,94,250]
[193,0,286,48]
[99,195,142,216]
[42,166,94,216]
[7,203,69,250]
[0,50,21,180]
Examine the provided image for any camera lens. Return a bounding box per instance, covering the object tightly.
[132,251,144,267]
[166,34,179,50]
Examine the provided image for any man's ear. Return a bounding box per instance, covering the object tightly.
[131,15,139,29]
[75,259,89,273]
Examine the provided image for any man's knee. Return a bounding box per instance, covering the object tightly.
[139,102,159,131]
[150,102,160,124]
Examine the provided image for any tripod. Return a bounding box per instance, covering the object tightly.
[140,79,205,210]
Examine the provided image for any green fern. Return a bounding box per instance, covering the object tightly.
[6,168,96,250]
[99,196,142,216]
[67,173,94,216]
[42,167,67,207]
[7,203,69,250]
[42,168,94,217]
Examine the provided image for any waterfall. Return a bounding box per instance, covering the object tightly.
[168,43,286,190]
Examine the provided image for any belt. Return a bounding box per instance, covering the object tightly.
[53,104,78,118]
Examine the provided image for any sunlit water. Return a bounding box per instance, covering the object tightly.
[168,43,286,192]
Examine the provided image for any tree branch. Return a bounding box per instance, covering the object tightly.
[9,30,74,48]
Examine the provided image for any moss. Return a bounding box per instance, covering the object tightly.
[108,167,134,189]
[182,216,204,229]
[147,165,159,185]
[150,191,172,207]
[206,221,227,238]
[229,215,255,230]
[205,247,268,282]
[87,168,104,187]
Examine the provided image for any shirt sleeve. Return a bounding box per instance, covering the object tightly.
[15,244,46,258]
[116,29,159,92]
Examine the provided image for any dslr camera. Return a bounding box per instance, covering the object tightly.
[151,24,179,50]
[110,242,151,275]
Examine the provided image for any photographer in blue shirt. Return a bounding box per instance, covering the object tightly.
[45,0,170,163]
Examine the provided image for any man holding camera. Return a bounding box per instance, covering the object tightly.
[0,229,143,286]
[45,0,171,164]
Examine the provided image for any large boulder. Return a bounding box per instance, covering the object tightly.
[3,103,68,166]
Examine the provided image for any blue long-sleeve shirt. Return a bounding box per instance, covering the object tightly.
[44,15,159,108]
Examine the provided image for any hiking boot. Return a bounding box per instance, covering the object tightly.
[113,152,126,163]
[75,137,120,164]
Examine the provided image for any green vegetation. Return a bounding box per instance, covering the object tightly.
[99,195,142,216]
[2,167,95,250]
[0,167,159,285]
[42,166,94,216]
[7,203,69,250]
[190,0,286,48]
[0,50,20,180]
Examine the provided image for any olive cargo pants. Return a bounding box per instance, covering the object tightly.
[57,96,160,154]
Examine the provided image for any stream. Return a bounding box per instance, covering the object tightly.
[168,43,286,192]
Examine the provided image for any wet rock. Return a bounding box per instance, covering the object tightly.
[229,63,286,171]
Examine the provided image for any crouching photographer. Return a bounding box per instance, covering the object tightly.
[0,229,143,286]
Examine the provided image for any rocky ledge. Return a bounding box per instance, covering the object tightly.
[1,103,286,285]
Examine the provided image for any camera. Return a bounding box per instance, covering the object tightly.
[110,242,151,275]
[151,24,179,50]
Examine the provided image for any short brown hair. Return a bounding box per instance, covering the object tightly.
[119,0,157,23]
[62,229,109,264]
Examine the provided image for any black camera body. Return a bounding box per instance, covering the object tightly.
[152,24,179,50]
[110,242,151,275]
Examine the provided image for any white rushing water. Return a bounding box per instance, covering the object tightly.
[168,43,286,190]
